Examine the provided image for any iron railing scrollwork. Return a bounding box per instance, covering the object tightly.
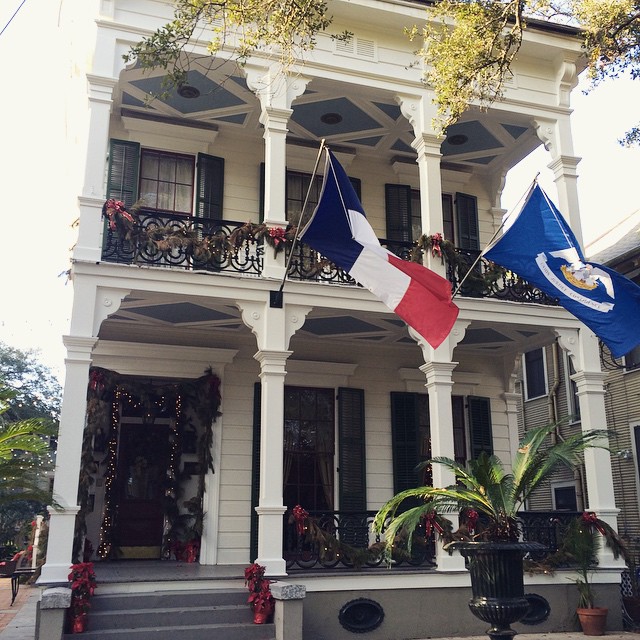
[447,248,558,305]
[101,213,556,306]
[518,510,581,557]
[284,509,436,571]
[101,212,263,275]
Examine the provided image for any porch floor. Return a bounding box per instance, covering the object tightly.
[91,560,437,584]
[92,560,245,584]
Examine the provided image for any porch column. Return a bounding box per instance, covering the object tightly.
[74,75,116,263]
[239,301,311,576]
[397,94,447,277]
[534,116,583,248]
[245,66,309,280]
[556,328,622,568]
[413,320,470,571]
[39,336,97,585]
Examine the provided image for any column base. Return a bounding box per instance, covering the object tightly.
[255,556,288,577]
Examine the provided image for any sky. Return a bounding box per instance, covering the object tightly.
[1,1,640,386]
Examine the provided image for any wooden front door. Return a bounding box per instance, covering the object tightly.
[113,423,170,559]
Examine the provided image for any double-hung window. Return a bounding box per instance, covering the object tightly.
[523,348,547,400]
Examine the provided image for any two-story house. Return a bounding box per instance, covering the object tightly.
[39,1,625,637]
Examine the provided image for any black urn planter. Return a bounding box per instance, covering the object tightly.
[454,541,546,640]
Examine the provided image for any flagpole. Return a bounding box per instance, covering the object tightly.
[270,139,327,307]
[451,176,538,299]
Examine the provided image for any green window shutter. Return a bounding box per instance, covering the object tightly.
[107,139,140,209]
[385,184,412,243]
[455,192,479,250]
[196,153,224,218]
[390,392,421,493]
[249,382,261,562]
[468,396,493,459]
[338,387,366,512]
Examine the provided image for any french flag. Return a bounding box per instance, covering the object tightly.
[300,150,459,349]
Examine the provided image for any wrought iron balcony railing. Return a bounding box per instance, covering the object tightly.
[101,214,556,305]
[282,509,579,572]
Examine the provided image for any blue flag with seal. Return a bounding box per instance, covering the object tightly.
[483,184,640,358]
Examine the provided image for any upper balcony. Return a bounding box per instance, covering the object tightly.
[101,209,557,306]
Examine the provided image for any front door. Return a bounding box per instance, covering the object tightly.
[113,423,170,559]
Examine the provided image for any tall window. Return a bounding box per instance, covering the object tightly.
[565,354,581,421]
[286,170,361,226]
[139,150,194,214]
[283,387,335,511]
[523,348,547,400]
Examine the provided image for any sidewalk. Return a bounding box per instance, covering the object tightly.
[0,583,40,640]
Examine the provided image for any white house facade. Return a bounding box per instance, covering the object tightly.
[40,1,626,637]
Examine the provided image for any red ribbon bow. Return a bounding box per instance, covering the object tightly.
[292,505,309,536]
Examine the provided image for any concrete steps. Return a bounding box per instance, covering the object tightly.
[63,588,275,640]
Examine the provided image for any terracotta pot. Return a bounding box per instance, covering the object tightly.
[577,607,608,636]
[253,611,269,624]
[71,614,88,634]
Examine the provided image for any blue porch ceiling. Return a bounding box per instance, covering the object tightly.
[116,64,539,170]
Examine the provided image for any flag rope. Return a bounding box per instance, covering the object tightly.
[277,139,327,295]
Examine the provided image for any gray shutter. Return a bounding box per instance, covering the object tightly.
[455,192,479,250]
[390,392,420,493]
[385,184,412,243]
[338,387,366,512]
[107,139,140,208]
[468,396,493,458]
[196,153,224,218]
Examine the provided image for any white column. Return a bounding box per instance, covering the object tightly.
[245,66,309,280]
[239,300,311,576]
[39,336,97,584]
[397,94,446,277]
[534,116,583,249]
[412,320,470,571]
[556,328,622,568]
[254,349,290,575]
[74,76,116,263]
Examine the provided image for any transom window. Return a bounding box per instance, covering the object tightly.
[139,150,194,214]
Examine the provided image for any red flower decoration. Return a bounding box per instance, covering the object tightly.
[429,233,443,257]
[466,509,479,534]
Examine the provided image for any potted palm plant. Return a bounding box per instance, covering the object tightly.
[373,422,608,640]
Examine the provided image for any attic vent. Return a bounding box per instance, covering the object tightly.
[334,36,376,61]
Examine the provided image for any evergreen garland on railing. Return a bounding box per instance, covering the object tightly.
[102,199,297,260]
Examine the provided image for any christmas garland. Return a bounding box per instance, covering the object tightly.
[75,366,221,562]
[414,233,507,295]
[102,199,297,260]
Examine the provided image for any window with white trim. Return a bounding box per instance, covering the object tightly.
[523,347,547,400]
[565,353,581,421]
[551,482,578,511]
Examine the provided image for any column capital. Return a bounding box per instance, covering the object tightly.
[547,154,581,179]
[420,360,458,387]
[254,349,293,375]
[244,64,310,111]
[395,92,440,137]
[238,300,311,351]
[411,319,470,362]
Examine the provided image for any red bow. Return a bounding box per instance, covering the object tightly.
[581,511,607,536]
[424,511,444,538]
[430,233,443,258]
[292,505,309,536]
[466,509,479,534]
